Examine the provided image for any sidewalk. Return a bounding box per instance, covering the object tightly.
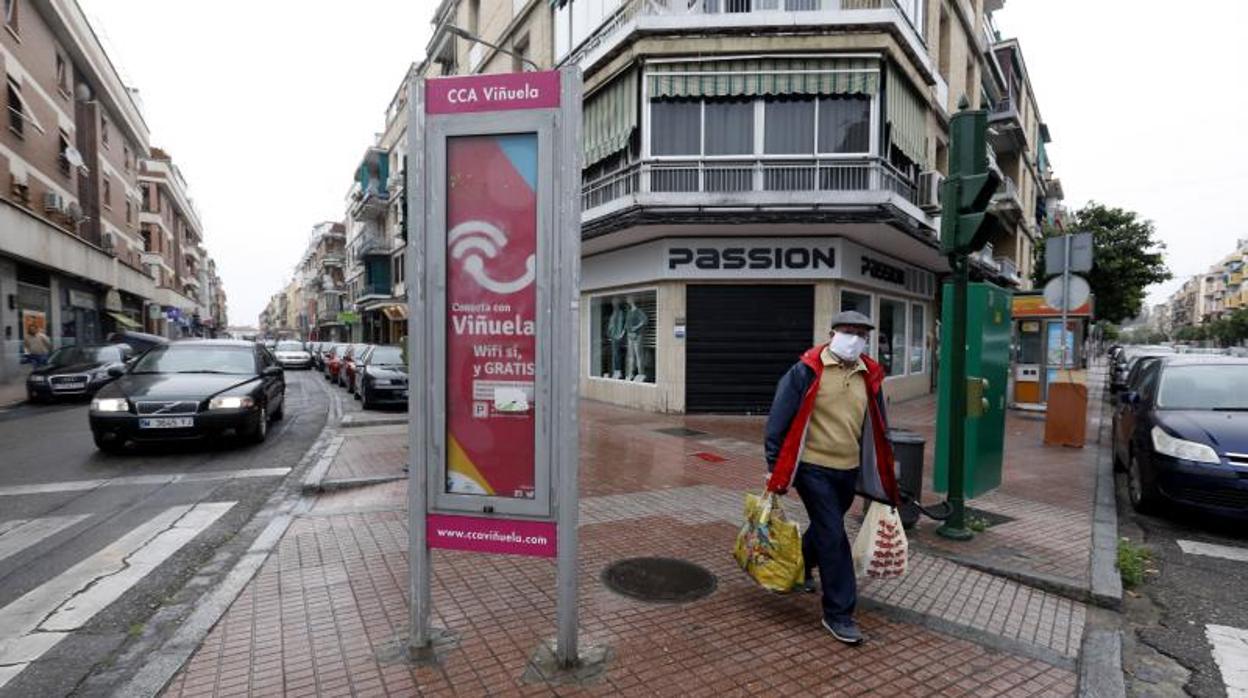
[155,388,1106,696]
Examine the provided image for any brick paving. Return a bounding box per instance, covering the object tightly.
[158,386,1101,696]
[326,426,407,482]
[164,507,1077,697]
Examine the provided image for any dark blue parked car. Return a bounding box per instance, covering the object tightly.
[1112,356,1248,516]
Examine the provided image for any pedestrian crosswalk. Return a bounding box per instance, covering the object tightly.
[0,502,235,690]
[1175,537,1248,696]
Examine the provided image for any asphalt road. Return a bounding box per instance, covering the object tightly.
[0,369,338,697]
[1119,476,1248,697]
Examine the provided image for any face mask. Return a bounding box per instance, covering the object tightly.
[829,331,867,362]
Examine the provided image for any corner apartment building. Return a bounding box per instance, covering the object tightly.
[298,221,348,341]
[552,0,1057,412]
[137,147,212,336]
[1,0,157,388]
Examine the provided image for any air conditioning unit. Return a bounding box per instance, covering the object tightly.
[44,191,66,214]
[101,232,116,255]
[918,171,944,212]
[65,201,84,221]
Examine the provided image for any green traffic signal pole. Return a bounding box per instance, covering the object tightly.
[937,251,973,540]
[936,101,998,541]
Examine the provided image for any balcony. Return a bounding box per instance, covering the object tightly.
[582,156,924,227]
[349,147,390,221]
[565,0,932,82]
[320,253,345,268]
[990,175,1023,223]
[350,226,392,259]
[987,93,1027,154]
[356,281,393,302]
[317,308,343,325]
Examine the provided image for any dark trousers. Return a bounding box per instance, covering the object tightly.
[794,463,860,624]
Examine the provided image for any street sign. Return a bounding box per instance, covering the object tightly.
[1043,274,1090,311]
[409,68,583,665]
[1044,232,1093,276]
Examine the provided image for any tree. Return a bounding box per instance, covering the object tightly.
[1032,202,1172,324]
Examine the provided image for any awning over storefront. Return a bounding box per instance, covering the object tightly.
[382,305,407,321]
[584,68,638,167]
[647,57,880,100]
[107,311,142,330]
[886,63,927,168]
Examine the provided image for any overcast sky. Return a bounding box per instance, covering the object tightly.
[79,0,435,327]
[80,1,1247,326]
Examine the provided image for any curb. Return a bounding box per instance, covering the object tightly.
[1088,392,1123,608]
[339,414,407,429]
[299,434,345,494]
[1077,628,1127,697]
[318,474,408,492]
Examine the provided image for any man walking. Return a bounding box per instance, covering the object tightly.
[764,310,900,645]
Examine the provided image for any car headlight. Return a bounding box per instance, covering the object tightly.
[91,397,128,412]
[208,396,255,410]
[28,374,46,384]
[1151,426,1221,464]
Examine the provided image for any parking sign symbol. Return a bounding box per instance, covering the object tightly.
[473,401,488,418]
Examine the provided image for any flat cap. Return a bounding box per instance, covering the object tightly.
[830,310,875,330]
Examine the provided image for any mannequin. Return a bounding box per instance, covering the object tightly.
[606,298,626,379]
[624,295,648,382]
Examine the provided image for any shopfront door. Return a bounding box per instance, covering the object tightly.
[686,284,813,414]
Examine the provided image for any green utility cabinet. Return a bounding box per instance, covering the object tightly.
[934,281,1011,498]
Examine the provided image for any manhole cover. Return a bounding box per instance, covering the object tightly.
[602,557,716,603]
[655,427,707,438]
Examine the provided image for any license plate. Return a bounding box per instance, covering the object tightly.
[139,417,194,429]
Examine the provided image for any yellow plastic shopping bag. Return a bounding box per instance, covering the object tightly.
[852,501,908,579]
[733,491,805,592]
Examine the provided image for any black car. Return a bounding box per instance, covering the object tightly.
[356,345,407,409]
[89,340,285,453]
[106,330,170,356]
[1112,356,1248,516]
[1111,345,1175,392]
[26,344,134,402]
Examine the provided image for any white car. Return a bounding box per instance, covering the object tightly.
[272,340,312,369]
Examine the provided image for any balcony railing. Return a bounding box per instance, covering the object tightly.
[566,0,927,73]
[357,281,392,299]
[320,254,345,268]
[582,156,918,213]
[348,182,390,220]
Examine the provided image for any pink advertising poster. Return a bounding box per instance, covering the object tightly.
[444,133,539,500]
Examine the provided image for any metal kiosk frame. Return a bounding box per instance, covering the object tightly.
[405,68,585,669]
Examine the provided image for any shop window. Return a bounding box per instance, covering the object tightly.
[878,298,906,377]
[909,303,925,374]
[590,290,657,384]
[839,289,872,319]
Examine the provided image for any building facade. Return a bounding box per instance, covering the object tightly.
[300,221,348,341]
[137,147,214,337]
[0,0,158,388]
[550,0,1057,412]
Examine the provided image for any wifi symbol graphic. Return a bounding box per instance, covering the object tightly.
[449,220,536,295]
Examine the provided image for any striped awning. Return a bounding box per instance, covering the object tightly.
[647,57,879,99]
[886,63,927,167]
[583,69,638,167]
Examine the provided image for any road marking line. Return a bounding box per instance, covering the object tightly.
[1178,539,1248,563]
[0,468,291,497]
[1206,624,1248,697]
[0,515,92,564]
[0,501,235,689]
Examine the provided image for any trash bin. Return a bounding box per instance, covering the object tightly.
[888,429,926,529]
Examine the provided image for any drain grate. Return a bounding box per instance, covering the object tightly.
[602,557,717,603]
[655,427,708,438]
[965,507,1015,528]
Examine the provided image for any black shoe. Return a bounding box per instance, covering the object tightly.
[803,576,817,594]
[822,618,864,646]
